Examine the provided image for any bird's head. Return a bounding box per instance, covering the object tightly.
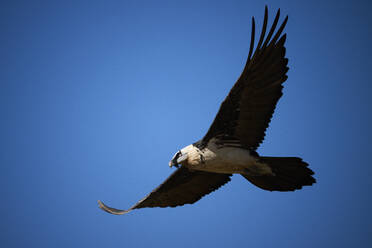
[169,146,190,168]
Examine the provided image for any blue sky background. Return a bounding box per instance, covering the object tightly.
[2,0,371,247]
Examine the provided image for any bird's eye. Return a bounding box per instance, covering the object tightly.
[174,151,181,159]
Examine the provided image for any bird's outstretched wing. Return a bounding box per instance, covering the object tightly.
[201,6,289,150]
[98,166,231,215]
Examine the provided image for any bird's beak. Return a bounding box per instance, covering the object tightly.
[169,160,176,167]
[169,153,188,168]
[169,159,177,167]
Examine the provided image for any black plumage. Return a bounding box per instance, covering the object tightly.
[99,167,231,214]
[98,7,315,215]
[202,7,289,150]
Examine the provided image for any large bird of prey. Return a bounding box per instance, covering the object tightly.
[98,7,316,215]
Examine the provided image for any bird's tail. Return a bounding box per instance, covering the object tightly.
[242,157,315,191]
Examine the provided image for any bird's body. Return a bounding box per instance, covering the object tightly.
[179,139,273,176]
[98,6,316,215]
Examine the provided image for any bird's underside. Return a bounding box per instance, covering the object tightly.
[98,6,316,215]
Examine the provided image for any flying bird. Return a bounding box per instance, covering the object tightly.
[98,6,316,215]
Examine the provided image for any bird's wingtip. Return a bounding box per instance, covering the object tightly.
[98,200,131,215]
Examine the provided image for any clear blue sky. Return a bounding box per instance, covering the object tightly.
[1,0,371,247]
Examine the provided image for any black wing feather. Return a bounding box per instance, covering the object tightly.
[98,166,231,215]
[201,7,289,150]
